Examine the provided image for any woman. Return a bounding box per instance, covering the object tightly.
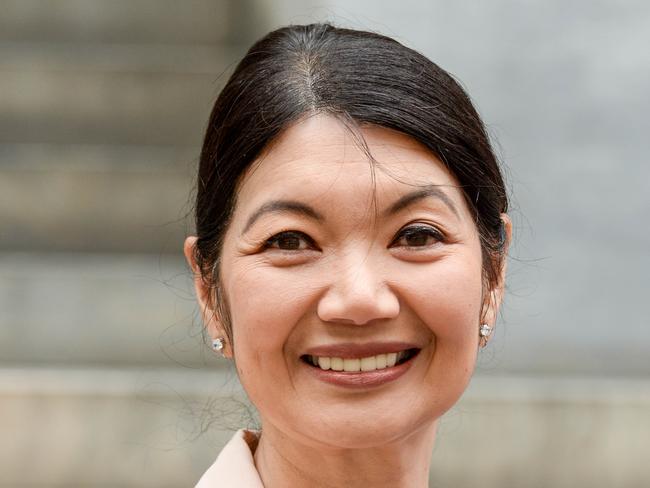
[185,23,511,487]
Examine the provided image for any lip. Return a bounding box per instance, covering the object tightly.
[303,353,416,389]
[303,341,420,359]
[301,342,421,389]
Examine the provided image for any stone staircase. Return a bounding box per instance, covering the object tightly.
[0,0,267,367]
[0,0,267,256]
[0,2,264,485]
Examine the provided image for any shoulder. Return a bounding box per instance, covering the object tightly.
[195,429,264,488]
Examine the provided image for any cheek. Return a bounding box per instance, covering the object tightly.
[396,254,484,414]
[401,252,483,347]
[223,263,318,375]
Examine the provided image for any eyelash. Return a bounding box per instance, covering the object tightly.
[390,224,445,248]
[264,231,318,251]
[262,224,444,251]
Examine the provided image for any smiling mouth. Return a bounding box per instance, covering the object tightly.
[301,348,420,373]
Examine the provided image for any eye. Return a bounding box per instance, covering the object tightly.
[391,224,444,248]
[264,231,316,251]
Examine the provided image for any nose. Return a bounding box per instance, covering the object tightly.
[316,254,400,325]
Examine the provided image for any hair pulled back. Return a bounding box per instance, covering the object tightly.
[193,23,508,336]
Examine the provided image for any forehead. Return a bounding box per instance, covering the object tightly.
[233,114,468,219]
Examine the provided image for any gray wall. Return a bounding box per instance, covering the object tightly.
[1,1,648,486]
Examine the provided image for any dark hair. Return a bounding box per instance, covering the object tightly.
[192,23,508,340]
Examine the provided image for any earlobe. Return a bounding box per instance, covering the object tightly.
[184,236,232,358]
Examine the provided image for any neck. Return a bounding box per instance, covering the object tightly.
[253,421,437,488]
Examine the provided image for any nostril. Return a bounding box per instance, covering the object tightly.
[324,317,362,325]
[316,283,400,326]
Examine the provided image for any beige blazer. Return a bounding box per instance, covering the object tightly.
[195,430,264,487]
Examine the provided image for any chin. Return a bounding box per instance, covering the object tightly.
[285,401,438,450]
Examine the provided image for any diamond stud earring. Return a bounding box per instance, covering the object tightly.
[479,324,493,348]
[212,337,225,355]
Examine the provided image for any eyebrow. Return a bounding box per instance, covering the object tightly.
[383,186,459,218]
[242,186,459,235]
[242,200,325,234]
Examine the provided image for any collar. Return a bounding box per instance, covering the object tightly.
[195,429,264,487]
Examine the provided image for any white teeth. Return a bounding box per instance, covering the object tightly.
[309,351,411,372]
[343,358,361,372]
[318,356,331,370]
[360,356,376,372]
[386,352,397,367]
[330,357,344,371]
[375,354,387,369]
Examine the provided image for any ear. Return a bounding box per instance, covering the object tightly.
[184,236,232,358]
[482,213,512,330]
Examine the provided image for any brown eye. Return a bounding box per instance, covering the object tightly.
[265,231,315,251]
[392,225,443,248]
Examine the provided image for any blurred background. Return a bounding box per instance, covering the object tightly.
[1,1,648,486]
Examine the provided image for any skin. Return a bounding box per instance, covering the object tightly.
[185,114,510,488]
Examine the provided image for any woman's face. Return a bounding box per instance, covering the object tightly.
[211,115,497,448]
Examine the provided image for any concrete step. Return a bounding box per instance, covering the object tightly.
[0,366,242,487]
[0,0,265,44]
[0,368,647,487]
[0,143,194,252]
[0,44,235,145]
[0,252,216,367]
[0,41,242,74]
